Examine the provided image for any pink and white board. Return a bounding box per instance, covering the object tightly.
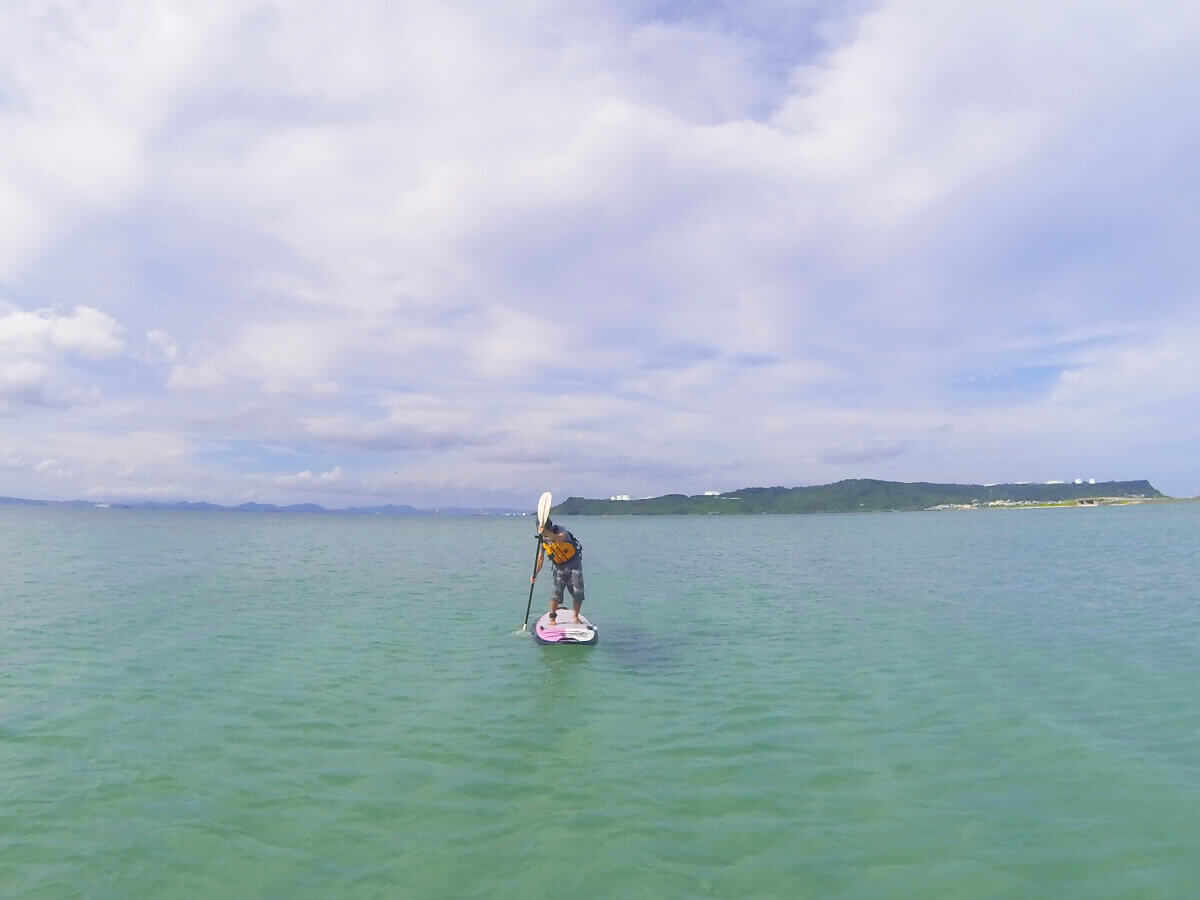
[533,608,598,645]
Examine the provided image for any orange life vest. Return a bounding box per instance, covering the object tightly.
[542,533,578,564]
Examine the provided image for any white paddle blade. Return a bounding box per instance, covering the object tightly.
[536,492,552,528]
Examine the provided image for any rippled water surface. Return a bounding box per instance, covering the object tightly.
[3,504,1200,897]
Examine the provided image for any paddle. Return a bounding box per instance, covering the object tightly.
[522,492,553,630]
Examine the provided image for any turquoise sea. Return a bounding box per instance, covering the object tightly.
[2,503,1199,898]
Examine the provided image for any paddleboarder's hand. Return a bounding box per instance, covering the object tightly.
[530,575,536,585]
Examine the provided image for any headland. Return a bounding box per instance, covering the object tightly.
[553,479,1166,515]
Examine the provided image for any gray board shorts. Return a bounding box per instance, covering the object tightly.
[551,562,585,606]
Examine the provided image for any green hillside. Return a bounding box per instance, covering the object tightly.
[553,479,1164,515]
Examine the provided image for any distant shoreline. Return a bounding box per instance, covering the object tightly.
[0,496,525,516]
[3,478,1190,518]
[927,496,1165,510]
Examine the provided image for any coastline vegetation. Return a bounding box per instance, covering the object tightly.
[553,479,1165,516]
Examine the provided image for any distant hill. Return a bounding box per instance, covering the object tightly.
[553,479,1166,515]
[0,496,523,516]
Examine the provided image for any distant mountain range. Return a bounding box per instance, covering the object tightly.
[0,496,526,516]
[553,479,1166,515]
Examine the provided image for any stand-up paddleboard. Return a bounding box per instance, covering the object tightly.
[533,609,598,645]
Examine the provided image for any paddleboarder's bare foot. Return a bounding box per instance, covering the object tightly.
[572,613,581,623]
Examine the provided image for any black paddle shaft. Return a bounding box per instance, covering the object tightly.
[523,533,541,627]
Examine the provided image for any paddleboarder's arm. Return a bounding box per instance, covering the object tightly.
[531,543,545,582]
[539,525,572,546]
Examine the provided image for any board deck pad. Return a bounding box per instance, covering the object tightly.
[533,609,598,645]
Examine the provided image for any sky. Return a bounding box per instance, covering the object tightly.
[2,0,1199,508]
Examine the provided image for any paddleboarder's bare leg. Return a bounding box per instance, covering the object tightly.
[565,571,585,623]
[548,600,559,624]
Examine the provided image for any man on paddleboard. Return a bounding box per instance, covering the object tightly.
[531,519,585,625]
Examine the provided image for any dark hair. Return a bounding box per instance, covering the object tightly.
[543,518,554,529]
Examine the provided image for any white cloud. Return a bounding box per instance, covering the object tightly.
[0,359,50,400]
[35,458,66,476]
[166,363,228,391]
[1046,322,1200,428]
[0,305,124,409]
[0,1,249,277]
[0,306,123,359]
[274,466,344,487]
[146,329,178,362]
[0,448,25,470]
